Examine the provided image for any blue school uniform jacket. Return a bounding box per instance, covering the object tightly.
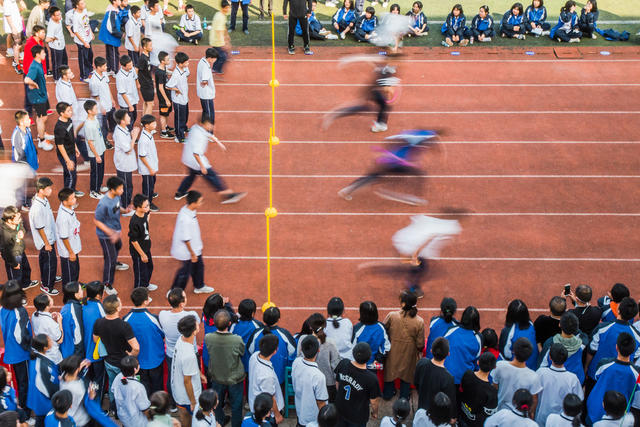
[332,8,355,26]
[60,300,84,359]
[82,299,104,361]
[443,326,482,384]
[586,359,640,423]
[539,333,588,384]
[579,8,598,30]
[426,316,457,357]
[352,322,391,365]
[499,322,539,370]
[406,11,427,30]
[123,308,165,370]
[296,11,321,35]
[247,326,297,384]
[524,5,547,24]
[441,13,466,36]
[471,14,494,32]
[500,11,524,32]
[355,15,378,33]
[0,307,32,364]
[587,320,640,379]
[98,7,123,47]
[201,317,217,370]
[550,11,578,38]
[231,318,264,372]
[44,411,77,426]
[27,353,59,416]
[0,386,18,412]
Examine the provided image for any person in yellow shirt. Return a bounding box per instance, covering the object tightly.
[209,0,231,74]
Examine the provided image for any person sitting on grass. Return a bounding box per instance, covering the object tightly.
[500,2,526,40]
[353,7,378,42]
[550,0,581,43]
[175,4,203,45]
[332,0,356,40]
[441,4,468,47]
[406,1,428,37]
[524,0,550,36]
[578,0,598,40]
[297,0,339,40]
[470,5,494,43]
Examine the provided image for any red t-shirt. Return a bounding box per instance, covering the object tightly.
[23,37,47,75]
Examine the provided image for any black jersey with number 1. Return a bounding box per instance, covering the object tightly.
[334,359,381,425]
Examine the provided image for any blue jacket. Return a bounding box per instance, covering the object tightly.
[44,411,77,426]
[355,15,377,33]
[443,326,482,384]
[500,11,524,31]
[82,299,104,361]
[60,300,84,359]
[406,11,427,30]
[332,7,355,26]
[550,11,578,38]
[499,322,539,370]
[201,317,217,370]
[123,308,165,370]
[27,353,59,416]
[579,8,598,30]
[587,320,640,379]
[230,318,264,371]
[0,307,32,364]
[352,322,391,365]
[471,14,494,32]
[0,386,17,412]
[426,316,457,357]
[119,5,130,28]
[296,11,320,35]
[247,326,296,384]
[586,359,639,423]
[538,333,588,384]
[98,6,123,47]
[441,13,466,36]
[524,5,547,24]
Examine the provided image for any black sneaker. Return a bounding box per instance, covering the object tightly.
[153,192,159,199]
[40,285,59,296]
[55,275,62,282]
[23,280,40,290]
[174,192,187,200]
[161,129,175,138]
[105,141,114,150]
[166,126,175,132]
[221,192,248,204]
[149,203,159,212]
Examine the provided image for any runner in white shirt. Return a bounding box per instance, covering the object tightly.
[112,110,139,214]
[196,50,216,123]
[56,188,82,285]
[137,115,159,211]
[115,56,140,129]
[31,294,64,364]
[29,177,60,295]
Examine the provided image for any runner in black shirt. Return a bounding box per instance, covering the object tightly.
[334,343,381,426]
[154,52,174,138]
[128,194,156,290]
[138,38,155,116]
[54,102,82,196]
[458,353,498,427]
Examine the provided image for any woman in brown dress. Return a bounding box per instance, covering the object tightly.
[383,290,425,400]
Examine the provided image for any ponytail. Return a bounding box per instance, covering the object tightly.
[327,297,345,329]
[120,377,129,385]
[146,391,171,420]
[562,393,582,427]
[196,390,218,421]
[331,316,340,328]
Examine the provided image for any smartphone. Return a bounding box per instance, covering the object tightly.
[564,283,571,296]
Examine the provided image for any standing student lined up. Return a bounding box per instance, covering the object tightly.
[292,335,329,427]
[137,115,159,211]
[72,0,95,81]
[125,6,143,66]
[46,7,69,81]
[89,57,117,144]
[128,194,157,290]
[172,314,207,414]
[54,102,83,198]
[1,207,38,290]
[116,55,140,130]
[137,38,155,116]
[155,51,175,138]
[24,45,55,152]
[165,51,190,144]
[99,0,123,74]
[29,177,60,296]
[197,49,217,124]
[31,294,64,365]
[56,188,82,285]
[113,109,140,215]
[83,100,108,200]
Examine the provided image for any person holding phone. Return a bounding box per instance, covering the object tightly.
[566,284,602,336]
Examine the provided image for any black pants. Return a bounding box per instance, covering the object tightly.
[76,43,94,80]
[555,28,582,42]
[343,164,422,195]
[5,253,32,288]
[354,29,373,42]
[131,247,153,288]
[12,360,28,409]
[175,30,203,43]
[177,167,227,194]
[60,255,80,285]
[38,247,57,290]
[89,359,105,403]
[230,2,249,31]
[127,49,139,67]
[173,102,188,140]
[139,362,164,396]
[578,23,595,38]
[471,28,495,38]
[200,99,215,124]
[23,84,32,116]
[524,21,550,32]
[120,104,137,130]
[288,16,309,48]
[212,47,227,73]
[57,151,77,190]
[98,238,121,286]
[116,170,133,207]
[89,154,105,193]
[75,134,89,163]
[100,108,116,138]
[334,88,388,124]
[105,44,119,73]
[50,47,68,80]
[141,174,156,204]
[172,255,205,290]
[501,26,525,37]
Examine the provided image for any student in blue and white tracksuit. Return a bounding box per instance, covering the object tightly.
[331,0,356,39]
[425,297,457,357]
[538,311,588,384]
[82,281,106,400]
[500,2,526,39]
[406,1,428,37]
[230,299,265,372]
[353,7,377,42]
[524,0,550,35]
[197,50,217,124]
[351,301,391,367]
[247,306,296,385]
[550,1,581,42]
[470,5,495,41]
[499,299,539,370]
[124,287,166,395]
[98,0,123,73]
[60,281,84,359]
[441,5,468,46]
[28,334,60,426]
[443,307,482,384]
[0,281,33,411]
[578,0,598,39]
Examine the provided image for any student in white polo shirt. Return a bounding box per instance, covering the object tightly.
[83,100,108,200]
[56,187,82,285]
[292,336,329,427]
[29,177,60,295]
[137,114,159,212]
[175,4,203,44]
[46,7,68,81]
[174,115,247,204]
[197,49,217,124]
[165,51,190,143]
[125,5,142,66]
[248,334,284,424]
[116,55,140,130]
[113,109,140,215]
[89,56,116,143]
[169,190,214,294]
[171,314,207,413]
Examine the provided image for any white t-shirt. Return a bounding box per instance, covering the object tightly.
[111,373,151,427]
[88,71,113,112]
[3,0,22,34]
[171,338,202,406]
[545,412,583,427]
[137,130,158,175]
[412,409,449,427]
[380,416,405,427]
[491,360,543,411]
[324,317,353,359]
[124,15,142,51]
[170,206,203,261]
[593,414,635,427]
[60,378,90,426]
[534,366,582,426]
[29,196,57,250]
[84,118,106,158]
[47,19,66,50]
[248,352,284,413]
[158,310,199,358]
[55,206,82,258]
[116,68,140,107]
[179,13,202,32]
[181,125,211,170]
[484,408,538,427]
[72,9,94,45]
[166,66,190,105]
[30,312,63,364]
[113,125,138,172]
[196,58,215,100]
[392,215,461,259]
[291,358,328,425]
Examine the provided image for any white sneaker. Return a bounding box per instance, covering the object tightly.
[115,262,129,271]
[541,30,550,36]
[147,284,158,291]
[100,186,108,193]
[89,191,103,199]
[52,165,63,172]
[76,162,91,172]
[38,140,54,151]
[569,38,580,43]
[44,134,55,141]
[482,37,491,42]
[326,34,339,40]
[104,285,118,295]
[531,27,542,36]
[591,33,597,39]
[87,10,95,16]
[6,48,14,58]
[194,285,215,294]
[340,32,345,39]
[371,121,388,132]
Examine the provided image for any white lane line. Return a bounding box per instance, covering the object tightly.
[221,140,640,144]
[35,305,548,312]
[72,211,640,217]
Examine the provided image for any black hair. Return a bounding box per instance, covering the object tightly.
[94,56,107,67]
[327,297,345,328]
[531,0,543,7]
[301,335,320,359]
[62,281,81,304]
[31,45,45,57]
[0,281,25,310]
[358,301,378,325]
[205,48,218,59]
[175,52,189,64]
[195,389,218,421]
[575,284,592,303]
[512,337,533,362]
[392,397,410,421]
[618,297,638,321]
[220,0,230,7]
[603,390,627,419]
[352,342,372,364]
[259,334,279,357]
[505,299,530,329]
[140,114,156,126]
[617,332,635,358]
[561,0,576,13]
[549,296,567,317]
[36,177,53,191]
[451,3,463,14]
[305,313,327,344]
[478,351,497,372]
[132,194,148,209]
[562,393,582,427]
[106,176,124,191]
[431,337,449,361]
[120,356,139,384]
[440,297,457,323]
[131,4,140,13]
[365,6,375,14]
[49,6,61,15]
[119,55,132,67]
[114,109,129,124]
[412,1,423,9]
[56,101,71,115]
[33,293,51,313]
[148,0,159,7]
[177,314,198,338]
[238,299,257,321]
[513,389,533,418]
[58,65,70,77]
[158,51,169,63]
[428,392,451,425]
[481,328,498,350]
[341,0,353,10]
[146,391,171,420]
[587,0,597,13]
[510,2,524,15]
[214,310,232,331]
[83,99,97,113]
[85,281,104,299]
[559,312,579,336]
[186,190,202,205]
[460,306,480,332]
[167,288,186,308]
[140,37,151,49]
[389,3,400,12]
[263,306,281,329]
[203,293,225,321]
[102,295,120,315]
[549,342,568,366]
[0,366,6,390]
[185,3,194,9]
[31,333,50,356]
[130,287,149,307]
[59,354,83,381]
[58,187,75,203]
[400,290,418,318]
[480,4,489,12]
[51,390,73,414]
[254,393,273,422]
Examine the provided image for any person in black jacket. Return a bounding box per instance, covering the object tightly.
[1,206,38,289]
[283,0,313,55]
[578,0,598,39]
